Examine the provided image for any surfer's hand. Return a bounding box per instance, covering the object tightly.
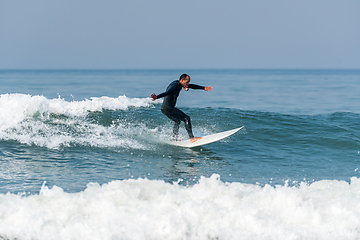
[204,86,213,91]
[150,93,158,101]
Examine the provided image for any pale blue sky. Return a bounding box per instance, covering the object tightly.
[1,0,359,69]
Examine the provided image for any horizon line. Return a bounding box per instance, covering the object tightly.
[1,68,360,71]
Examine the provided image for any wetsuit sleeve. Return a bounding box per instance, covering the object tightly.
[156,85,177,99]
[188,84,205,90]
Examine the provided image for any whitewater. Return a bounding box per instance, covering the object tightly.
[1,174,360,240]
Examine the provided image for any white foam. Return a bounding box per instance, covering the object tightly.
[1,174,360,239]
[0,93,158,149]
[0,93,155,120]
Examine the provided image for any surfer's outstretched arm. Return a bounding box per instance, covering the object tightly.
[187,84,213,91]
[150,83,178,101]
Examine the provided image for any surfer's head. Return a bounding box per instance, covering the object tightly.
[179,74,190,81]
[179,74,190,89]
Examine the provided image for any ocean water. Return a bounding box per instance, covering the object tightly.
[1,69,360,239]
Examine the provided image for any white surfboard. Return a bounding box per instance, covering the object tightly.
[169,126,243,148]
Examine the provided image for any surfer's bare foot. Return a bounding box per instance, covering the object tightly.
[190,137,202,143]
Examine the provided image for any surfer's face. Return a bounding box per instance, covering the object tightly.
[180,76,190,88]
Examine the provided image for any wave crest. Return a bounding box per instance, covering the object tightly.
[0,93,159,149]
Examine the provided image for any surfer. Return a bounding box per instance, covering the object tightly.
[150,74,212,143]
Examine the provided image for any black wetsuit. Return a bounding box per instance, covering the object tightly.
[156,80,205,139]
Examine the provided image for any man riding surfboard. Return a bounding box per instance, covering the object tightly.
[150,74,212,143]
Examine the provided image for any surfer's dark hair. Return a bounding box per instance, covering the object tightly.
[179,74,190,81]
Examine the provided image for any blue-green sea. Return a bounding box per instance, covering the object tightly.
[1,69,360,239]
